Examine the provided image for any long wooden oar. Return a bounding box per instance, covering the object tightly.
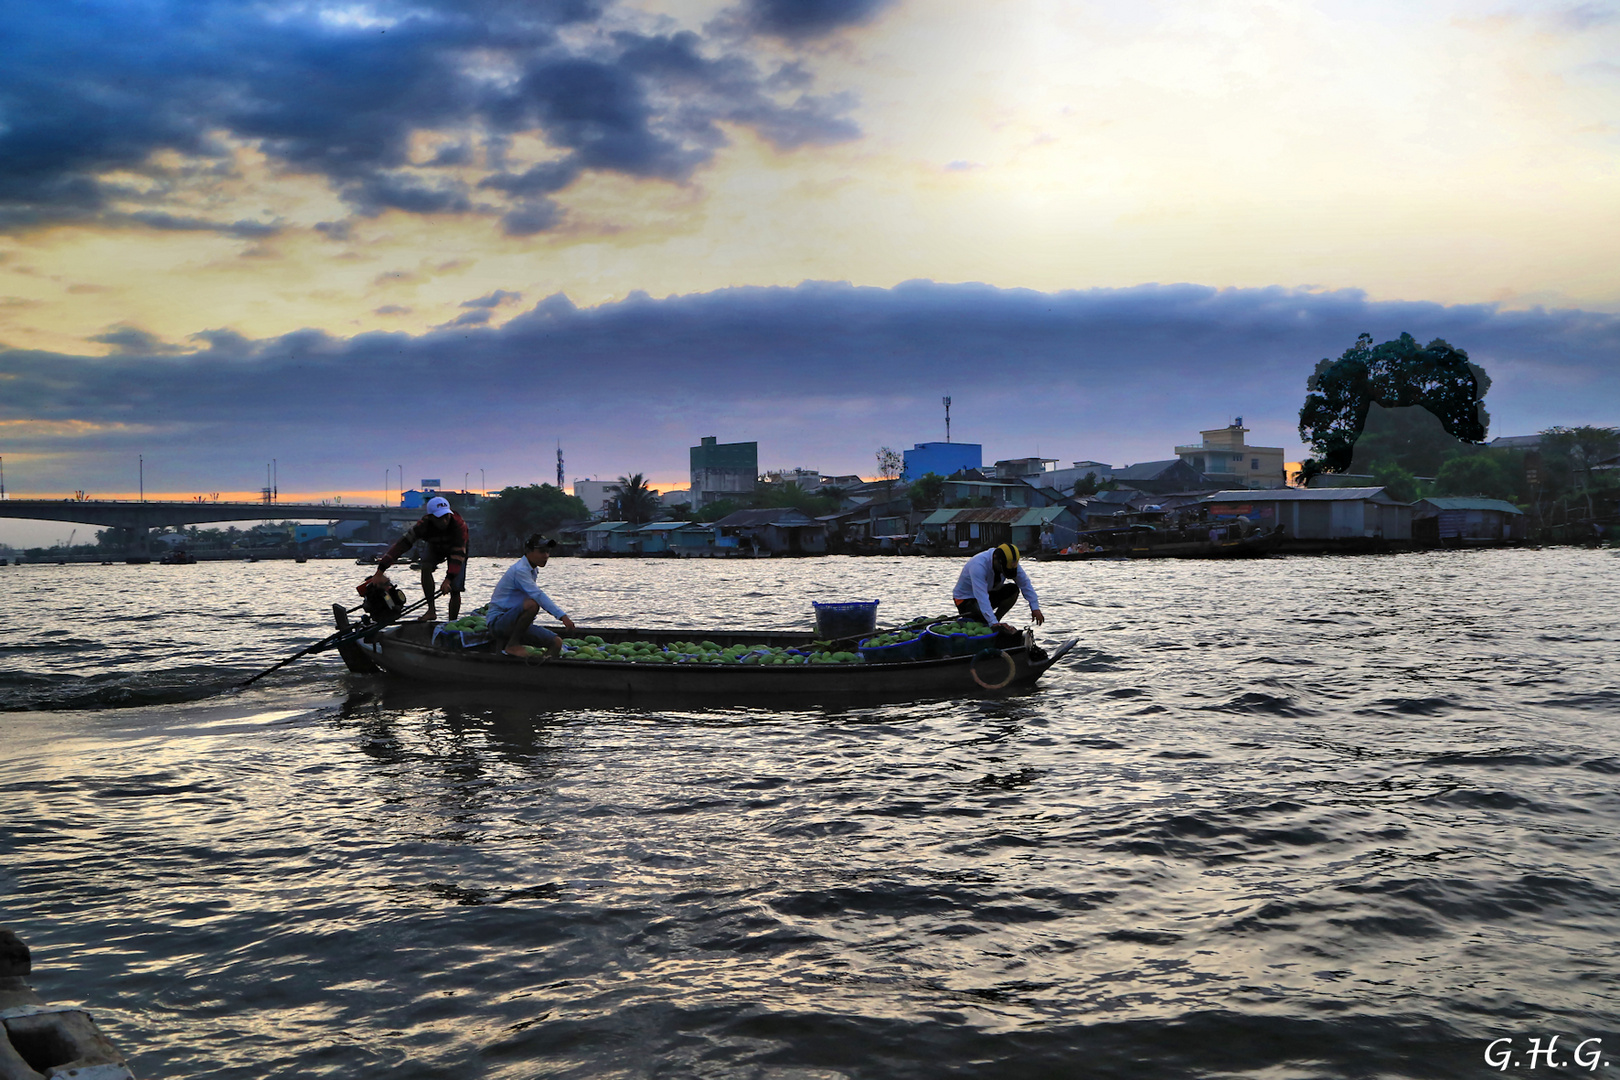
[237,596,429,688]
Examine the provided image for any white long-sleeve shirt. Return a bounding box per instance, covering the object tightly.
[487,557,569,624]
[951,548,1039,623]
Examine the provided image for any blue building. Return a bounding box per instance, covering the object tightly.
[903,442,982,481]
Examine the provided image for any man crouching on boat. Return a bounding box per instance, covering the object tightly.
[487,534,577,659]
[953,543,1045,633]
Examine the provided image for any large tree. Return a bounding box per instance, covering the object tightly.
[1298,332,1490,480]
[487,484,588,549]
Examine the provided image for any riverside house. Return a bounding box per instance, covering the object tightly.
[1198,487,1413,543]
[1411,497,1526,545]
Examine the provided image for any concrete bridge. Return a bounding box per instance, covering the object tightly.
[0,498,417,531]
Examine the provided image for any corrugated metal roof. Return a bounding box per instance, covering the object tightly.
[636,521,707,532]
[1014,505,1070,526]
[583,520,633,532]
[1199,488,1400,503]
[1113,460,1186,479]
[1416,497,1524,514]
[712,507,822,528]
[920,508,1025,525]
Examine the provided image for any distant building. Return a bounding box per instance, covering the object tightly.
[572,479,617,518]
[992,457,1057,479]
[920,505,1084,554]
[1174,419,1287,489]
[1198,487,1412,541]
[1013,459,1115,495]
[691,436,758,510]
[711,507,827,555]
[1412,497,1526,545]
[1113,459,1215,494]
[659,488,693,508]
[903,441,981,481]
[761,468,822,490]
[1489,434,1542,450]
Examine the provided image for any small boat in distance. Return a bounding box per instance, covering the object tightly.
[159,549,197,565]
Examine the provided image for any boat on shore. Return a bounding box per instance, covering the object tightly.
[331,608,1077,703]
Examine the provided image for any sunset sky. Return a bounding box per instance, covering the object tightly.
[2,0,1618,544]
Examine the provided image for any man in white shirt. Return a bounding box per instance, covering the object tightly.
[486,534,578,658]
[952,543,1044,633]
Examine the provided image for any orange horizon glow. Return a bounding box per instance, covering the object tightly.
[5,477,880,504]
[7,490,396,506]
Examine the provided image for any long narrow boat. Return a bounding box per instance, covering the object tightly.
[333,609,1078,703]
[1037,524,1281,560]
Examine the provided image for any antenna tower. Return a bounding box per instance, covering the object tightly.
[943,396,952,443]
[556,444,564,488]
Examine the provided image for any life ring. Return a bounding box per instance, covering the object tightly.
[969,648,1017,690]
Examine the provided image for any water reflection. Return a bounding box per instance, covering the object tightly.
[1,551,1617,1078]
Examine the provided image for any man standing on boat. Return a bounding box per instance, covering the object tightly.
[953,543,1044,633]
[487,533,577,659]
[367,495,469,622]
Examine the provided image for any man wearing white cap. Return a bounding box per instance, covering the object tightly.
[367,495,469,622]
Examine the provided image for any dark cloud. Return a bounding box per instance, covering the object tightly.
[3,283,1616,494]
[732,0,896,40]
[501,200,565,237]
[0,0,864,237]
[462,291,523,309]
[87,325,187,355]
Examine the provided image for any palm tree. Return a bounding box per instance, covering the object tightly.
[609,473,660,525]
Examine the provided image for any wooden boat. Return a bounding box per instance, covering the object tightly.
[332,608,1077,703]
[1038,523,1281,560]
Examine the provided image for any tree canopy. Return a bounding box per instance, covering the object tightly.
[487,484,587,549]
[907,472,945,509]
[608,473,660,525]
[1298,332,1490,479]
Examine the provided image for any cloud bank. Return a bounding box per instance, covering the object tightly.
[1,282,1616,495]
[0,0,872,239]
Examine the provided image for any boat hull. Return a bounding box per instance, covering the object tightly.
[349,621,1076,703]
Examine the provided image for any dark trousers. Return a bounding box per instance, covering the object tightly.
[955,581,1019,624]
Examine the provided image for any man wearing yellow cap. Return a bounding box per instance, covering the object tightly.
[952,543,1044,632]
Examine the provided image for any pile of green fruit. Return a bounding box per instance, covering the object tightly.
[442,606,491,634]
[931,620,993,636]
[550,636,864,665]
[861,629,921,648]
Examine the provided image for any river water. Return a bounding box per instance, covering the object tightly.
[1,551,1616,1079]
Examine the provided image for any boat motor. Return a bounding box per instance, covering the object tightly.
[358,577,408,625]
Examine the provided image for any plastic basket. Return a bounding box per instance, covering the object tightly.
[857,632,928,664]
[924,626,1000,658]
[813,599,880,640]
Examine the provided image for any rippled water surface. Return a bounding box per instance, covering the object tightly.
[2,552,1617,1078]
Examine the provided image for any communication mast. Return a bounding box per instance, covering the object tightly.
[943,396,952,443]
[556,443,564,488]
